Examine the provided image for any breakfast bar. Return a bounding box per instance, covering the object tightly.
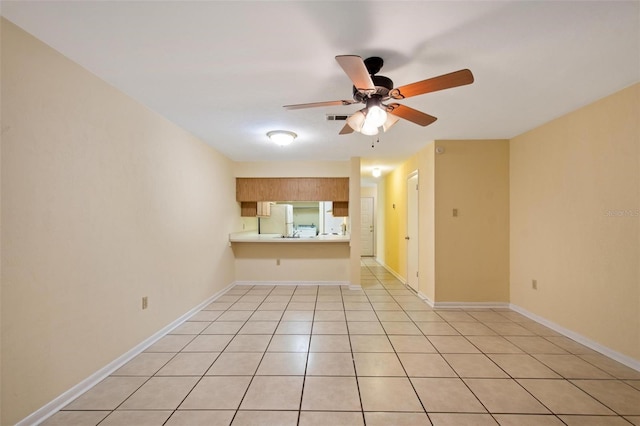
[229,232,351,284]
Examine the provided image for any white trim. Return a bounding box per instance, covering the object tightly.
[510,304,640,372]
[21,283,234,426]
[376,260,407,284]
[433,301,511,309]
[416,291,435,307]
[233,280,350,287]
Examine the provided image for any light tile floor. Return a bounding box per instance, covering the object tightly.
[44,258,640,425]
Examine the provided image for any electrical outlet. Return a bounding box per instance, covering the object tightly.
[142,296,148,309]
[276,259,280,266]
[453,208,458,217]
[532,280,537,290]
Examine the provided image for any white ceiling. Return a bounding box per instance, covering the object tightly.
[2,1,639,175]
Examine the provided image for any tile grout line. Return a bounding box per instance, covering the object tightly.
[51,263,640,425]
[163,285,254,426]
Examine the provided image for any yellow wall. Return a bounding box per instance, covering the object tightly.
[1,20,238,424]
[510,83,639,360]
[434,140,510,302]
[349,157,362,286]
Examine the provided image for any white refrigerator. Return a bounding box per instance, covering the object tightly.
[259,204,294,236]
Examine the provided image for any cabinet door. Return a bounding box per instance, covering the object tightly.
[323,178,349,201]
[237,178,259,201]
[332,201,349,217]
[276,178,299,200]
[240,201,258,217]
[297,178,321,200]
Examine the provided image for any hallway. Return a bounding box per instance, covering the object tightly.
[43,260,640,425]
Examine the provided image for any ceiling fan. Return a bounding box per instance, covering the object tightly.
[284,55,474,136]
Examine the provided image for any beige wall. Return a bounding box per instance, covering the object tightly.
[1,19,238,424]
[233,243,350,282]
[434,140,510,303]
[510,84,639,360]
[234,161,349,177]
[419,144,436,301]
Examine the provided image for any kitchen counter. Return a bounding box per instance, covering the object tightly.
[229,231,350,243]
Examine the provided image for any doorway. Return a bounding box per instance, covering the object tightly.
[406,172,419,292]
[360,197,374,256]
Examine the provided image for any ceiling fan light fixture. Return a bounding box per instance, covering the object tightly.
[360,121,379,136]
[364,97,387,128]
[364,107,386,128]
[267,130,297,146]
[346,110,366,132]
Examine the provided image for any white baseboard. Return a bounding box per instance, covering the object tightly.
[234,280,350,286]
[510,304,640,372]
[433,301,511,309]
[376,260,407,284]
[21,282,235,426]
[416,291,435,307]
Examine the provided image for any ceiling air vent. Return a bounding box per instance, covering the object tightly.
[326,114,349,121]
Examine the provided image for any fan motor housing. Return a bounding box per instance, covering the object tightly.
[352,75,394,102]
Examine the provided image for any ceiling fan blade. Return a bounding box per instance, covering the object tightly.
[390,69,474,100]
[339,123,354,135]
[387,103,437,127]
[284,100,354,110]
[382,114,400,132]
[335,55,375,92]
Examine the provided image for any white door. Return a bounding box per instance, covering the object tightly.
[407,172,419,291]
[360,197,374,256]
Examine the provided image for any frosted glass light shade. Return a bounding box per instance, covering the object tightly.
[365,105,387,128]
[347,110,366,132]
[267,130,297,146]
[360,121,379,135]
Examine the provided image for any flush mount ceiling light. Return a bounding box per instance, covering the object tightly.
[372,167,381,178]
[267,130,297,146]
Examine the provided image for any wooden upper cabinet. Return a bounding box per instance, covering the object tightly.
[235,178,259,201]
[324,178,349,201]
[296,178,321,200]
[236,177,349,202]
